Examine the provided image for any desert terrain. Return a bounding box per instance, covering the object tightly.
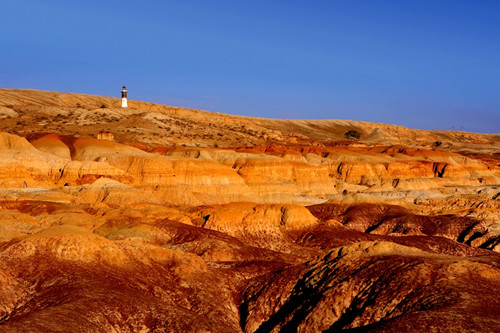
[0,88,499,332]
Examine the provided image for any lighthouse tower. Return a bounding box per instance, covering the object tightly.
[121,85,128,108]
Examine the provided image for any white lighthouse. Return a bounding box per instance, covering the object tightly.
[121,85,128,108]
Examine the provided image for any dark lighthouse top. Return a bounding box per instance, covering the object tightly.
[121,85,128,98]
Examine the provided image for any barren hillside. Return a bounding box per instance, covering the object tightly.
[0,89,499,332]
[1,89,498,149]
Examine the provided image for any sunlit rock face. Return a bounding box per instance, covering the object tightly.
[0,89,499,332]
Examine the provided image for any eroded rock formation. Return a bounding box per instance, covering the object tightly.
[0,89,499,332]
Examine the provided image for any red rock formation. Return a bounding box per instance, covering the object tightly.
[240,241,500,332]
[0,89,499,331]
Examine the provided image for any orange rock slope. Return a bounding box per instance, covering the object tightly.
[0,89,499,332]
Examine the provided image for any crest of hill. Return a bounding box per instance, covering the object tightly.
[0,89,498,150]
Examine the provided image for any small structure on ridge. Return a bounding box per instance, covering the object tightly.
[97,131,114,141]
[121,85,128,108]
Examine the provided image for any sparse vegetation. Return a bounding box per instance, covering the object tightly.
[344,130,361,141]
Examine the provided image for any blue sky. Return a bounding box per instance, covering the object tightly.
[2,0,499,133]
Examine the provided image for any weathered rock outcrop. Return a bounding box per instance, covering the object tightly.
[2,131,499,209]
[0,89,499,332]
[240,241,500,332]
[190,203,318,251]
[307,203,500,250]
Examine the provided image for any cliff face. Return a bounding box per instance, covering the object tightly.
[0,89,499,332]
[2,132,499,207]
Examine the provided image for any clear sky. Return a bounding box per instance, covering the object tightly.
[2,0,499,133]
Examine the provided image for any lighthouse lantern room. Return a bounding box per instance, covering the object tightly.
[121,85,128,108]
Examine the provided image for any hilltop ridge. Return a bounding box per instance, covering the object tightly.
[1,89,498,150]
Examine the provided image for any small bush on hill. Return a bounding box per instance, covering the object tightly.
[344,130,361,141]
